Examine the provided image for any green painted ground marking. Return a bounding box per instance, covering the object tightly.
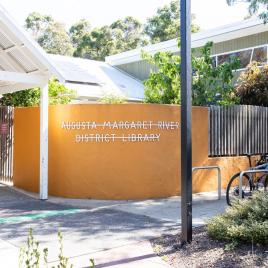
[0,209,83,224]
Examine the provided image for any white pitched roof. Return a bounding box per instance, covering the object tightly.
[106,18,268,66]
[50,54,144,101]
[0,4,65,94]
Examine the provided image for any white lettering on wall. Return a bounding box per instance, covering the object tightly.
[62,121,179,143]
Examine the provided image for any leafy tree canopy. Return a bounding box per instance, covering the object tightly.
[227,0,268,22]
[69,19,91,48]
[143,42,240,106]
[144,0,199,44]
[0,79,75,107]
[74,16,148,60]
[111,16,148,51]
[74,26,116,60]
[38,22,74,56]
[25,12,54,40]
[25,13,74,56]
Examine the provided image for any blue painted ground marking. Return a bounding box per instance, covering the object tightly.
[0,209,83,224]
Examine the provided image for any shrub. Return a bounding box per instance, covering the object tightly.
[235,62,268,106]
[0,78,76,107]
[142,42,240,106]
[100,93,126,104]
[207,192,268,245]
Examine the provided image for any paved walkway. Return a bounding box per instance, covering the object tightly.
[0,184,227,267]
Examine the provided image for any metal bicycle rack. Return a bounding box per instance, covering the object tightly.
[239,169,268,198]
[192,165,222,200]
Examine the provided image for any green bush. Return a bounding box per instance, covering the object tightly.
[99,93,126,104]
[142,42,240,106]
[207,192,268,245]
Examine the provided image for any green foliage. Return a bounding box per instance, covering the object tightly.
[74,17,147,60]
[207,191,268,245]
[57,231,73,268]
[193,43,240,106]
[38,22,74,56]
[19,229,43,268]
[19,229,95,268]
[100,93,126,104]
[25,12,54,40]
[0,79,75,107]
[110,16,148,51]
[25,13,74,56]
[143,42,240,106]
[74,26,116,60]
[144,0,199,44]
[227,0,268,23]
[69,19,91,48]
[142,51,181,104]
[235,62,268,106]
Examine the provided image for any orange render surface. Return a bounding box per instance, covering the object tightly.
[13,104,250,200]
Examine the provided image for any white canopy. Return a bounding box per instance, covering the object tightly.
[0,5,64,94]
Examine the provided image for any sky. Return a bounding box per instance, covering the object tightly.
[1,0,250,31]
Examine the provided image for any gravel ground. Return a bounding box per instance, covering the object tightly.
[151,227,268,268]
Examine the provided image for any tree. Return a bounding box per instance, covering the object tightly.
[0,79,75,107]
[74,26,116,60]
[25,13,74,56]
[235,62,268,106]
[142,42,240,106]
[144,0,199,44]
[38,22,74,56]
[25,12,54,40]
[111,16,148,51]
[74,17,146,60]
[69,19,91,48]
[227,0,268,22]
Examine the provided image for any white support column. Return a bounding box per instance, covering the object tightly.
[40,83,49,200]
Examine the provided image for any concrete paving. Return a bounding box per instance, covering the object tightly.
[0,184,227,267]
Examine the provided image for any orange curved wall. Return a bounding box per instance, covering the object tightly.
[13,104,250,200]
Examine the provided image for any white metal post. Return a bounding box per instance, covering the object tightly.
[40,83,49,200]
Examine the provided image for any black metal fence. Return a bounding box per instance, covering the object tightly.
[0,106,14,183]
[209,105,268,156]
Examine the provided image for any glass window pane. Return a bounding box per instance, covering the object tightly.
[235,50,252,68]
[252,46,267,63]
[217,49,252,69]
[217,54,229,65]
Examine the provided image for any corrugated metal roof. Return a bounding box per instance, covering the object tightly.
[0,4,65,93]
[50,55,144,101]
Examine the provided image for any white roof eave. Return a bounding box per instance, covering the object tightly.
[0,4,65,82]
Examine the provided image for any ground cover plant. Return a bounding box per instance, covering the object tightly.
[207,191,268,246]
[151,192,268,267]
[151,226,268,268]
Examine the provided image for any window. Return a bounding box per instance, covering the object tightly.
[217,49,252,69]
[252,46,267,64]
